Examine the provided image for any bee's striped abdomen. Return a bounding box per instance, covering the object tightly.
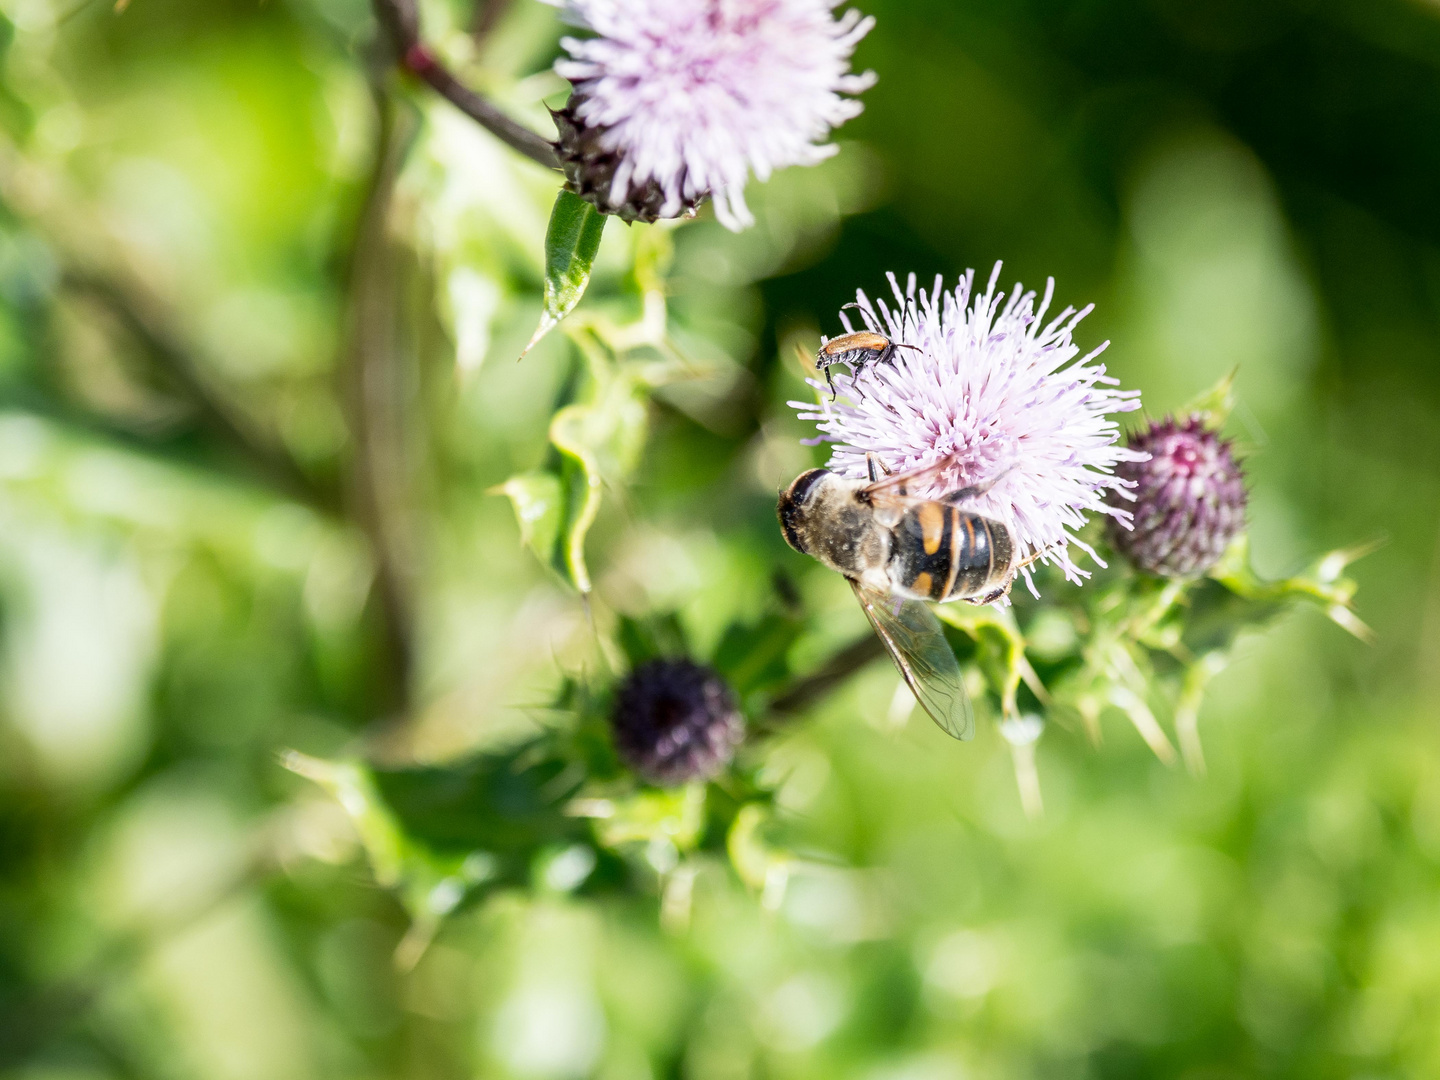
[948,512,993,599]
[890,502,1007,602]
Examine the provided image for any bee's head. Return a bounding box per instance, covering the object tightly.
[777,468,831,554]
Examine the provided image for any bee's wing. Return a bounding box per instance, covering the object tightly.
[860,458,955,501]
[850,580,974,741]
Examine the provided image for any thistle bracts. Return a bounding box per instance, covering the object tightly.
[552,99,705,224]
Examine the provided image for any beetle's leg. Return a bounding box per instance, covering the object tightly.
[1015,543,1062,571]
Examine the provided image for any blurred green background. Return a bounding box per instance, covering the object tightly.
[1,0,1439,1077]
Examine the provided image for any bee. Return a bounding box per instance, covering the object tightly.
[777,455,1031,740]
[815,331,919,398]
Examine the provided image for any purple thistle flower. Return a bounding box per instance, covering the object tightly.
[548,0,876,230]
[1106,416,1247,578]
[789,265,1146,593]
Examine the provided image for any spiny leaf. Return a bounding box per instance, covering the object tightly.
[588,785,707,852]
[282,751,405,887]
[548,403,605,594]
[281,751,498,967]
[495,364,650,594]
[492,471,563,573]
[727,803,783,893]
[521,189,607,359]
[934,603,1046,713]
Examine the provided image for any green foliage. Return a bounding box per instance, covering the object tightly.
[1,1,1437,1079]
[522,188,608,358]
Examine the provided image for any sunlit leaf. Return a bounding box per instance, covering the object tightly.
[282,751,406,887]
[1206,535,1373,642]
[282,751,498,966]
[934,603,1045,715]
[548,403,605,594]
[726,803,789,908]
[492,470,563,572]
[496,360,650,594]
[521,188,607,359]
[588,784,707,852]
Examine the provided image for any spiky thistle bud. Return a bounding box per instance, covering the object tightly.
[611,659,744,786]
[551,99,705,225]
[1107,415,1247,578]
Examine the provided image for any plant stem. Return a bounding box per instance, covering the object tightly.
[339,85,423,713]
[370,0,560,171]
[470,0,512,46]
[767,633,886,718]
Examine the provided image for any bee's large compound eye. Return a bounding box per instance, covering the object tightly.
[777,469,830,554]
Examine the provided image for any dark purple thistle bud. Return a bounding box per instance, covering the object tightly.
[1108,415,1247,578]
[610,659,745,786]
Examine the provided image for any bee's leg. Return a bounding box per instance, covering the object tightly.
[824,363,837,399]
[964,584,1011,606]
[865,453,893,483]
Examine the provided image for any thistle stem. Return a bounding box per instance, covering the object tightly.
[767,633,887,718]
[371,0,560,172]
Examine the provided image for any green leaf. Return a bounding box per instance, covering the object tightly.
[496,363,650,594]
[548,402,606,594]
[492,471,563,572]
[934,603,1046,717]
[1205,535,1374,642]
[726,803,789,902]
[615,612,691,668]
[282,751,406,887]
[1178,368,1238,430]
[282,751,501,966]
[591,784,707,852]
[521,189,607,359]
[711,611,805,697]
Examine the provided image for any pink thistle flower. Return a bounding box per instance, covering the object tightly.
[790,265,1146,594]
[548,0,876,230]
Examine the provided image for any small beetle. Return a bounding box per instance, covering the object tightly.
[815,331,919,398]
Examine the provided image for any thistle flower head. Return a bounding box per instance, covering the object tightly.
[549,0,876,230]
[1106,415,1247,578]
[611,659,745,786]
[790,265,1145,593]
